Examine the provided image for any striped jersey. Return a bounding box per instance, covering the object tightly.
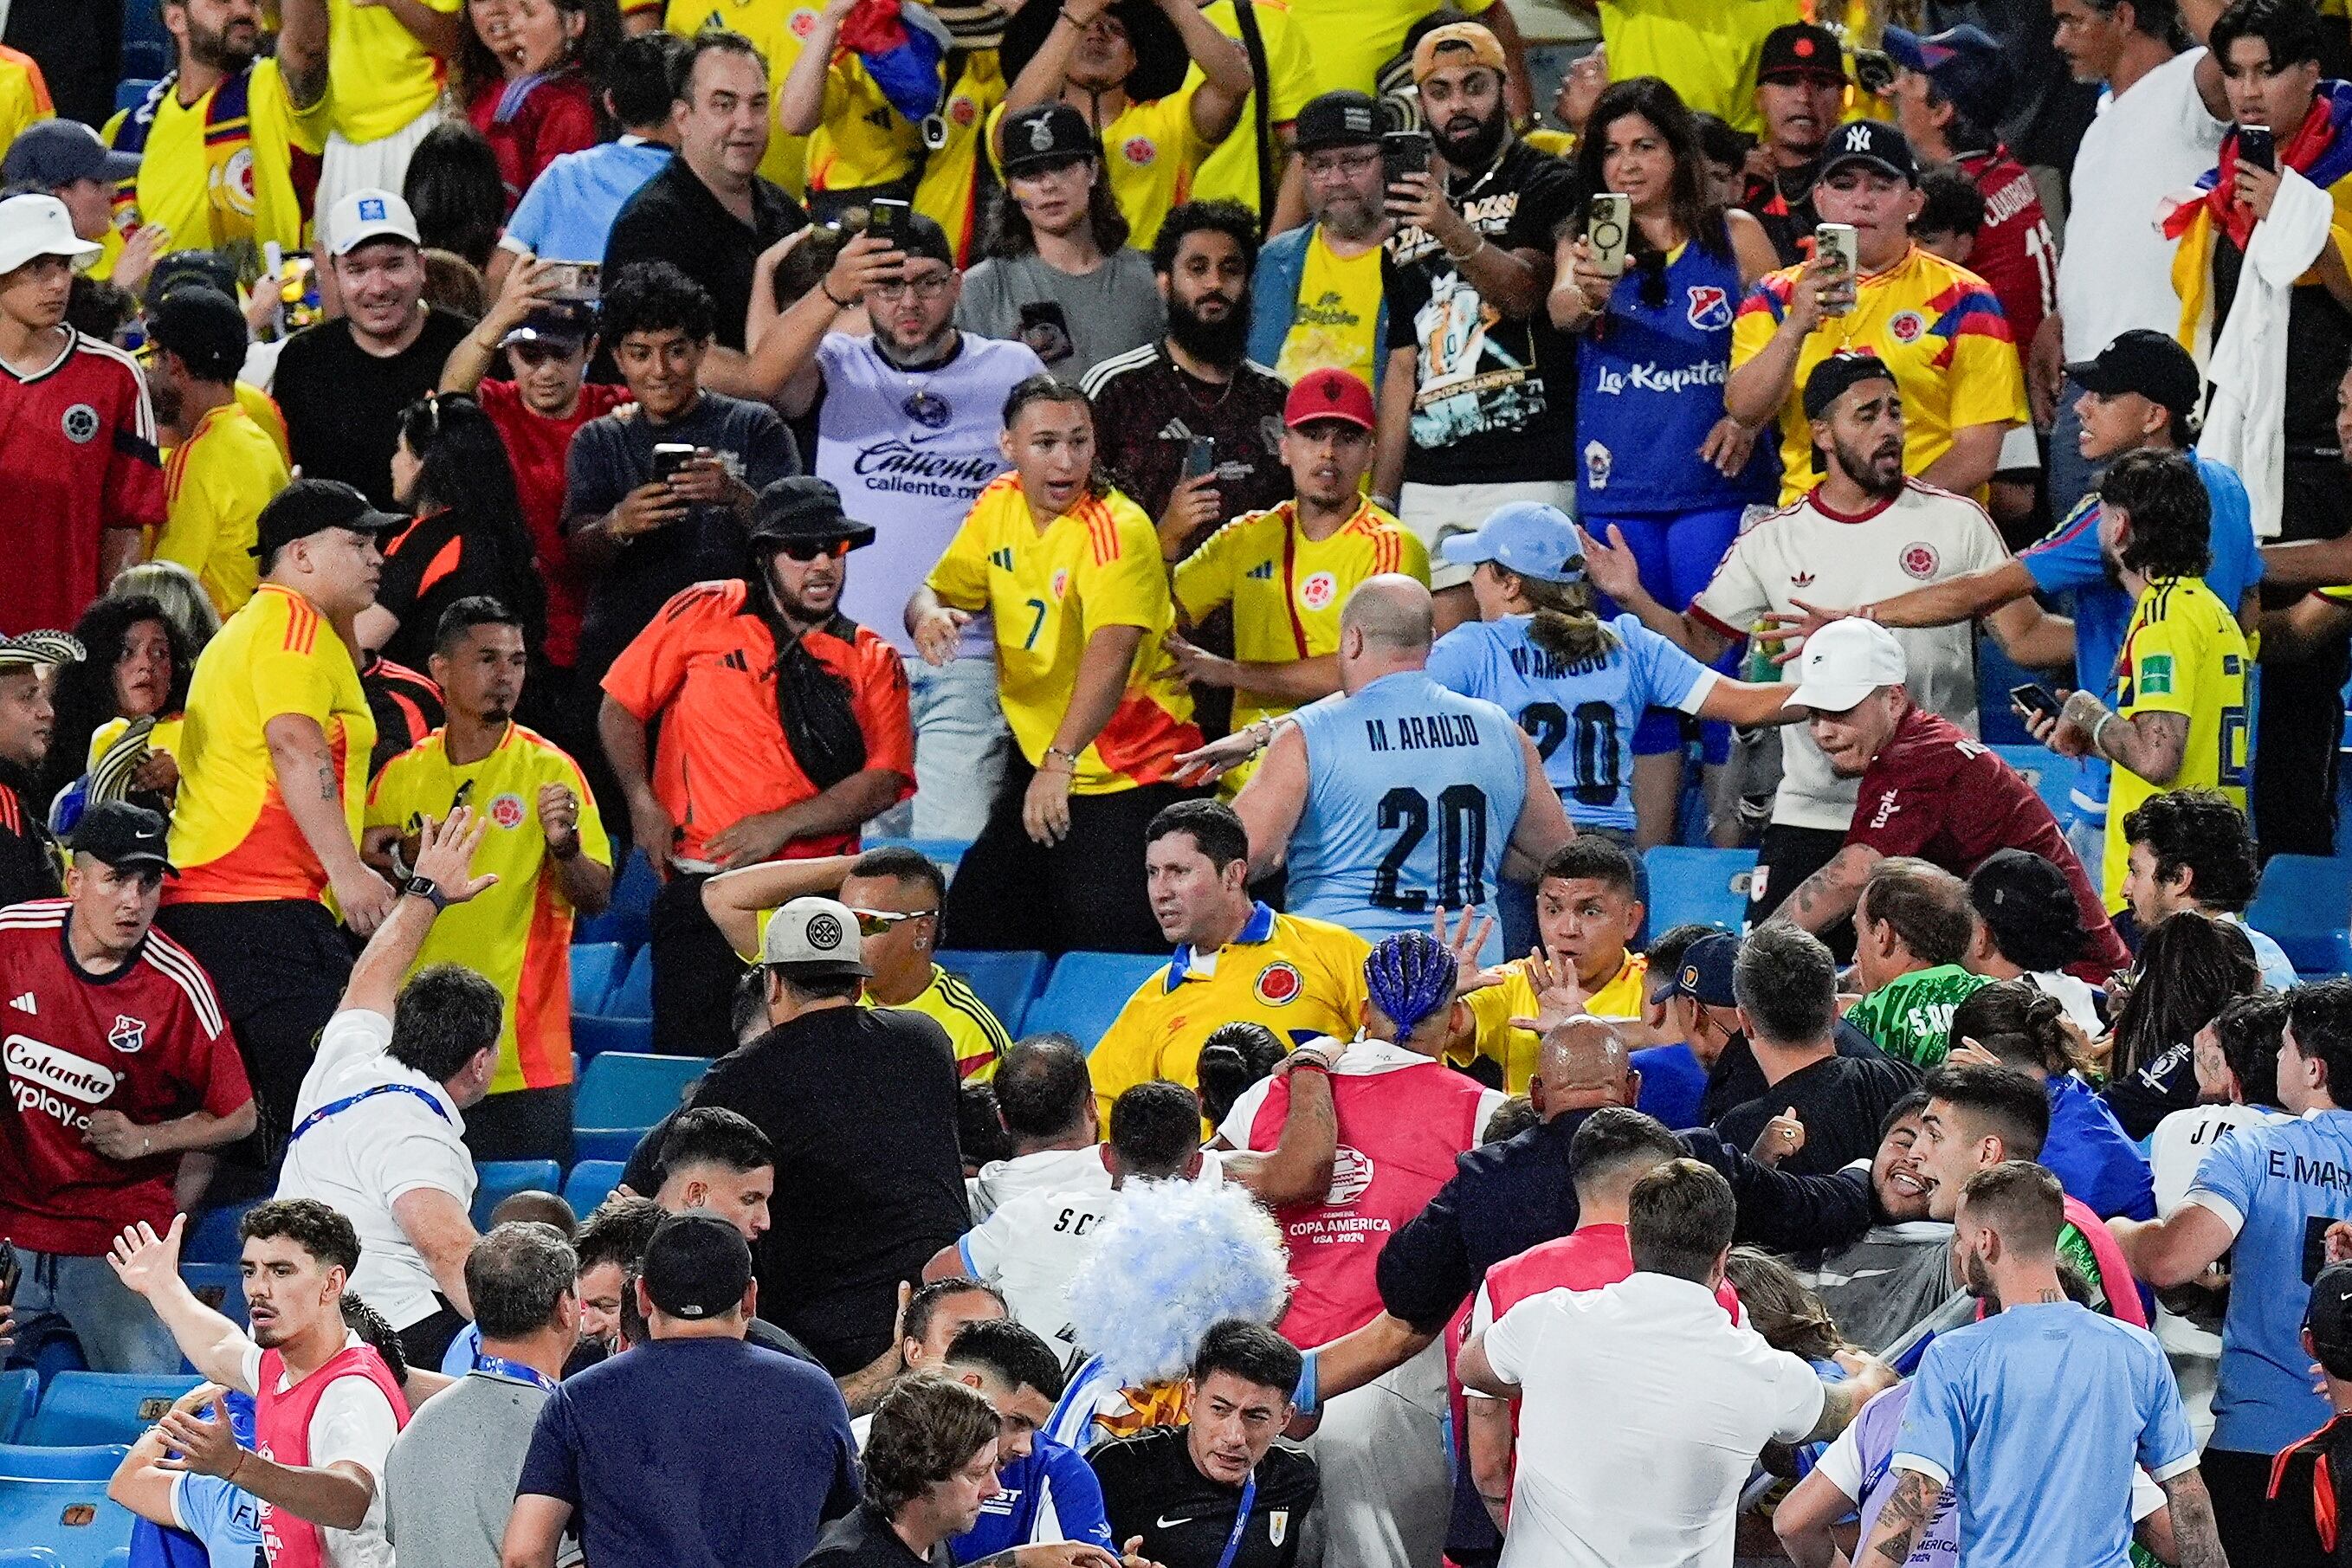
[0,329,163,633]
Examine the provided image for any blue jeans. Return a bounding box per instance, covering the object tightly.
[11,1248,183,1372]
[2045,376,2096,528]
[872,655,1015,843]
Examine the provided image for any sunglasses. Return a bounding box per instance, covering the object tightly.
[849,907,936,935]
[776,539,853,562]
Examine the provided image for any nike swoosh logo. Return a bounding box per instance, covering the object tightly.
[1156,1515,1193,1529]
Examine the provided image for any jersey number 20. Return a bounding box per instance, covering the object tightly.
[1372,784,1489,911]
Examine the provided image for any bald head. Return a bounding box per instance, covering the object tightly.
[1340,576,1436,679]
[1529,1017,1634,1120]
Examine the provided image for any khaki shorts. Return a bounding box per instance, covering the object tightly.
[1399,478,1578,590]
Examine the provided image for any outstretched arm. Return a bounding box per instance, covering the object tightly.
[1769,842,1884,936]
[106,1217,254,1391]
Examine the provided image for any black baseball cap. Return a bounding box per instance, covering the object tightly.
[1758,23,1847,84]
[1819,119,1919,184]
[1655,931,1740,1008]
[145,287,250,382]
[1804,352,1896,419]
[144,249,241,314]
[2067,329,2202,429]
[1295,90,1385,152]
[250,478,406,561]
[749,476,876,551]
[1,119,139,189]
[642,1211,753,1320]
[1000,102,1097,174]
[1967,848,2076,931]
[1883,25,2013,135]
[500,300,596,351]
[2307,1261,2352,1370]
[69,800,177,876]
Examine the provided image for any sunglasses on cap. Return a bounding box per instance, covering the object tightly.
[776,539,853,562]
[848,906,936,934]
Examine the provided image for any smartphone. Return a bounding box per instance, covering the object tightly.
[869,198,912,237]
[545,261,600,301]
[2238,124,2276,172]
[1814,223,1860,315]
[1183,436,1217,481]
[2009,682,2063,722]
[1017,300,1074,365]
[1586,192,1632,277]
[1381,129,1434,192]
[651,442,697,485]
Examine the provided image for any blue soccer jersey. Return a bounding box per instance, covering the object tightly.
[952,1434,1115,1560]
[1426,612,1716,832]
[2185,1107,2352,1455]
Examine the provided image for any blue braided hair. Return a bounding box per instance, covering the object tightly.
[1366,931,1457,1041]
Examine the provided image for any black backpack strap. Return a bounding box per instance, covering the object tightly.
[1231,0,1276,234]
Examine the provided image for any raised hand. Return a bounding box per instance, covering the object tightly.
[410,807,501,904]
[107,1216,187,1299]
[1507,945,1588,1035]
[1751,1106,1806,1166]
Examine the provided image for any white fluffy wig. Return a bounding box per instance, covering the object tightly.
[1063,1177,1293,1386]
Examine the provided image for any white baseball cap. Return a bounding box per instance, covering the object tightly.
[1784,616,1908,713]
[759,896,871,978]
[0,194,100,276]
[326,188,421,256]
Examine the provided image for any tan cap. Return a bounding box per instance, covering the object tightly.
[1412,21,1505,82]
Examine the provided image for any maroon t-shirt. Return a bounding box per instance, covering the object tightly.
[1848,707,2130,981]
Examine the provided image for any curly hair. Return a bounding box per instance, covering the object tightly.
[242,1197,362,1275]
[599,260,718,344]
[863,1373,1004,1517]
[41,594,194,808]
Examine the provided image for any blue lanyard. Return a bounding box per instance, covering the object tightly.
[1212,1474,1257,1568]
[288,1082,451,1143]
[472,1353,558,1392]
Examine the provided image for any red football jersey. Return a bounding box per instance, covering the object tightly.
[1848,707,2131,981]
[475,377,630,669]
[1956,148,2055,362]
[0,900,246,1255]
[0,331,164,634]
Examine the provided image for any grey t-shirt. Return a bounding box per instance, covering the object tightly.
[386,1370,576,1568]
[1803,1222,1959,1355]
[955,248,1165,383]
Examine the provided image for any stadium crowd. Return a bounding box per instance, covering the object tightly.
[16,0,2352,1564]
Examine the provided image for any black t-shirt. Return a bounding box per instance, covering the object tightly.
[360,652,445,779]
[1713,1049,1923,1177]
[2263,1410,2352,1568]
[684,1004,968,1374]
[1741,158,1821,268]
[801,1505,953,1568]
[1698,1017,1890,1126]
[1089,1427,1320,1568]
[275,311,475,507]
[374,509,540,674]
[1086,346,1294,536]
[0,763,59,907]
[603,159,808,351]
[1382,137,1579,487]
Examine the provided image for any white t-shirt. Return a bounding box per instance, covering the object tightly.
[968,1144,1224,1223]
[2025,970,2105,1037]
[961,1186,1126,1353]
[274,1010,476,1329]
[1483,1273,1825,1568]
[2058,48,2227,360]
[2149,1102,2291,1216]
[237,1331,400,1568]
[1691,481,2010,831]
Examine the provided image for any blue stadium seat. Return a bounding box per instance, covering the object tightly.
[561,1160,625,1213]
[0,1371,35,1444]
[18,1375,197,1448]
[1641,847,1757,935]
[1025,953,1168,1051]
[864,837,972,871]
[471,1160,563,1229]
[181,1198,260,1266]
[606,947,653,1019]
[934,951,1048,1036]
[1987,745,2076,823]
[178,1265,247,1332]
[0,1546,68,1568]
[574,850,657,951]
[569,942,626,1015]
[572,1053,708,1160]
[0,1445,135,1568]
[2247,855,2352,974]
[572,1014,653,1061]
[571,1127,655,1164]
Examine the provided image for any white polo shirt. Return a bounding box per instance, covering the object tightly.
[274,1009,475,1330]
[1482,1272,1825,1568]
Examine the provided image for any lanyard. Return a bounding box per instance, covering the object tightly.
[473,1353,558,1392]
[287,1082,451,1143]
[1212,1474,1257,1568]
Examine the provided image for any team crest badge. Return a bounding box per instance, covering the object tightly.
[1050,568,1070,601]
[1269,1513,1289,1547]
[1325,1145,1373,1203]
[951,94,979,127]
[1297,571,1337,611]
[1255,961,1302,1005]
[61,403,98,443]
[109,1015,145,1054]
[788,8,818,35]
[489,792,527,829]
[1887,310,1926,345]
[1029,117,1056,153]
[1122,136,1157,166]
[1684,285,1731,330]
[1900,542,1939,580]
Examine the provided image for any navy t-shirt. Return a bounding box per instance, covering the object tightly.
[516,1335,860,1568]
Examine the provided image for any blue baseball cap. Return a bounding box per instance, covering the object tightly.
[1655,932,1740,1008]
[1883,25,2012,138]
[1438,501,1583,584]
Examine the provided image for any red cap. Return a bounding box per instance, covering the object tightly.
[1283,367,1375,431]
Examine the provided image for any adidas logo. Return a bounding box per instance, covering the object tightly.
[1245,561,1276,580]
[988,547,1015,571]
[9,992,35,1014]
[1156,418,1195,441]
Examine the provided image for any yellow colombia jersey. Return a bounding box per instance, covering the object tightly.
[167,584,375,904]
[1283,0,1491,97]
[90,715,186,775]
[1272,229,1386,387]
[668,0,811,196]
[99,59,327,277]
[1731,242,2028,506]
[926,474,1200,795]
[1450,951,1649,1094]
[1186,0,1313,221]
[2103,576,2249,908]
[325,0,459,143]
[987,88,1205,253]
[914,49,1005,263]
[236,382,292,466]
[1088,903,1370,1118]
[737,905,1016,1081]
[367,725,612,1093]
[1595,0,1800,136]
[1173,498,1427,790]
[0,45,49,160]
[804,48,923,192]
[158,401,288,618]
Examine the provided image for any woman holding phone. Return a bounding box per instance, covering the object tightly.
[1547,77,1782,849]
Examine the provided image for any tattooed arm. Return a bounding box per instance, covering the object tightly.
[1856,1466,1942,1565]
[264,713,396,934]
[1767,842,1883,937]
[2157,1467,2228,1568]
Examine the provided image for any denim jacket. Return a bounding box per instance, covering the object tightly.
[1245,222,1388,397]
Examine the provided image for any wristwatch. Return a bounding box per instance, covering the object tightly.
[402,874,449,913]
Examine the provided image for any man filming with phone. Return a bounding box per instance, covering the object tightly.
[1726,119,2028,507]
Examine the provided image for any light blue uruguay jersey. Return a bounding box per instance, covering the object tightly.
[1287,670,1528,960]
[1426,612,1718,832]
[2186,1107,2352,1455]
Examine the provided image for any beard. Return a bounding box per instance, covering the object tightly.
[1958,1248,1995,1301]
[1317,190,1383,244]
[188,16,259,71]
[1167,291,1249,367]
[1432,108,1507,172]
[1832,435,1905,499]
